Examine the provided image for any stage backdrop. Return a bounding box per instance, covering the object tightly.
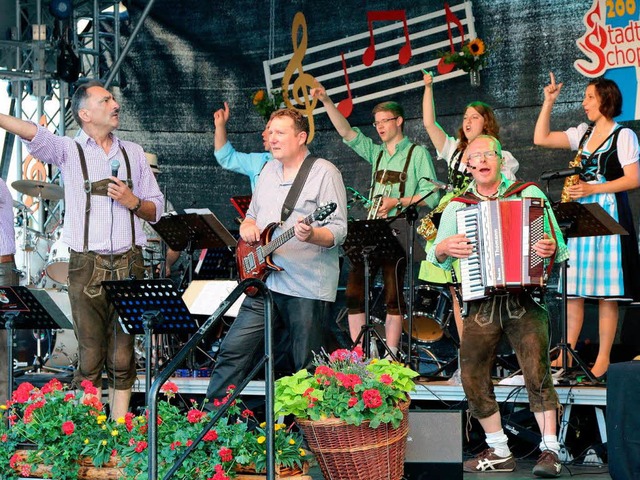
[112,0,640,229]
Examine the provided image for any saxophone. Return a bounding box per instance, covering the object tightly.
[417,184,468,241]
[560,124,593,203]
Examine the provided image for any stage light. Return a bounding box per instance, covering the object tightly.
[102,2,129,22]
[49,0,73,20]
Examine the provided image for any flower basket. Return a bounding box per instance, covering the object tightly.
[234,460,311,478]
[12,450,124,479]
[296,399,410,480]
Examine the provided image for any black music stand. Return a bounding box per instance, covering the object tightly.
[343,219,405,359]
[102,278,199,401]
[0,286,70,398]
[152,211,237,289]
[194,245,238,280]
[552,201,627,384]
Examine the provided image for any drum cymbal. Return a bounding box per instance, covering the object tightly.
[12,180,64,201]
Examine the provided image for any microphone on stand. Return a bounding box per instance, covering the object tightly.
[539,166,581,181]
[422,177,454,192]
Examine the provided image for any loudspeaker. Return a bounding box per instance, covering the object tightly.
[607,361,640,480]
[404,409,463,480]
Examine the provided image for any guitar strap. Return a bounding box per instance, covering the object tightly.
[280,155,318,222]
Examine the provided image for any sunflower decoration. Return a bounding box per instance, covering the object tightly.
[438,37,490,73]
[249,88,284,123]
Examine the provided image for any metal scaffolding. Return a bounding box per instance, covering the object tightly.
[0,0,133,233]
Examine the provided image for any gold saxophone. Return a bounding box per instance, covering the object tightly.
[417,184,468,241]
[560,124,593,203]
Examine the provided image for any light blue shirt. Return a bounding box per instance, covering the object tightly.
[214,141,272,192]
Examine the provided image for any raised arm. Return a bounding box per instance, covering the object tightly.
[533,72,571,149]
[422,72,447,152]
[213,102,230,151]
[310,81,357,141]
[0,113,38,141]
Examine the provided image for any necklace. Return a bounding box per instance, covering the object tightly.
[476,189,499,200]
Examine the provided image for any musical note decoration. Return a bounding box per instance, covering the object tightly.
[437,3,465,75]
[336,52,354,118]
[362,10,412,67]
[281,12,318,143]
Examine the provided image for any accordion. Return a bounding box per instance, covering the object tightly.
[456,197,546,302]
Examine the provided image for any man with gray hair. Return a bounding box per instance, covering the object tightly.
[0,80,164,419]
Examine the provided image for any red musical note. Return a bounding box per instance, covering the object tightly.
[336,52,353,118]
[362,10,412,67]
[437,3,465,75]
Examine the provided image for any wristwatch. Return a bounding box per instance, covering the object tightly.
[129,197,142,213]
[395,199,403,210]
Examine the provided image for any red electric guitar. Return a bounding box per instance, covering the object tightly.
[236,203,337,295]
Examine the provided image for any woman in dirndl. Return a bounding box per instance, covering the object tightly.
[534,73,640,380]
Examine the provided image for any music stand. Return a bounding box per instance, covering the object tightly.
[343,219,405,359]
[152,210,237,288]
[0,286,70,398]
[552,201,627,383]
[194,245,238,280]
[102,279,199,400]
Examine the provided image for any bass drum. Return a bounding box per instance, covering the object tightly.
[14,227,49,286]
[45,329,78,369]
[45,235,71,285]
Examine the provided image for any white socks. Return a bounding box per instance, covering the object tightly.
[539,435,561,455]
[486,429,511,458]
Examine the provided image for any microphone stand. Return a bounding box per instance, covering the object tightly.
[395,185,445,369]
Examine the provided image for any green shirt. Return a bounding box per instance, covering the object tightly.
[427,175,569,271]
[344,128,439,213]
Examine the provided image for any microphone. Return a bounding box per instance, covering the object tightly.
[539,166,581,181]
[422,178,454,192]
[110,158,120,178]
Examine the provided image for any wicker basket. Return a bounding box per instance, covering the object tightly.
[296,400,409,480]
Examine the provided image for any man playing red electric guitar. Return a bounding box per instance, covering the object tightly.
[206,108,348,402]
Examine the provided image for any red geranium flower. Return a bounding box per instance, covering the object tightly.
[362,389,383,409]
[219,446,233,462]
[61,420,75,435]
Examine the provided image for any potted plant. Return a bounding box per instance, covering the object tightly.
[118,382,309,479]
[0,378,123,479]
[275,347,419,480]
[0,379,308,480]
[438,37,490,86]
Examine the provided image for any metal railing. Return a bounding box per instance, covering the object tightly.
[147,278,276,480]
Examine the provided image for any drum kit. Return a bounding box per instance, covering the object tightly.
[11,179,77,373]
[12,179,68,288]
[366,282,459,375]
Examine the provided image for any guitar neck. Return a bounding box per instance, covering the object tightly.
[262,212,314,256]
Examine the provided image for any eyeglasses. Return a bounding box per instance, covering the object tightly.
[372,117,399,127]
[467,150,499,163]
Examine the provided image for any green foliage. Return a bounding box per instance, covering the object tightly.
[275,348,418,430]
[438,38,490,73]
[249,88,284,122]
[0,380,307,480]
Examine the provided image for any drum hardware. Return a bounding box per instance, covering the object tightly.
[14,225,50,286]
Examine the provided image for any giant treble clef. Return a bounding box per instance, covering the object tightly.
[282,12,318,143]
